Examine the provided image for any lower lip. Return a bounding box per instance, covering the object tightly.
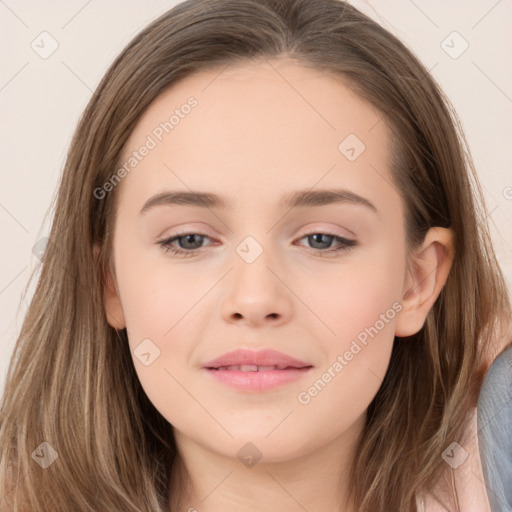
[203,367,313,391]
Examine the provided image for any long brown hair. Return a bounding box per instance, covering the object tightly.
[1,1,510,510]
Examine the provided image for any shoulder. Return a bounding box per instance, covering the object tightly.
[480,343,512,395]
[452,409,491,512]
[419,409,491,512]
[477,343,512,511]
[419,342,512,511]
[478,343,512,430]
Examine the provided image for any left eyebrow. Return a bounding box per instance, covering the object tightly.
[139,188,378,215]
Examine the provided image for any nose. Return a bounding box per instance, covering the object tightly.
[220,237,293,327]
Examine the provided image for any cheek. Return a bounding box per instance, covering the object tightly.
[114,260,207,427]
[294,296,398,454]
[303,246,405,344]
[115,248,207,342]
[117,269,204,406]
[293,248,404,416]
[111,239,206,399]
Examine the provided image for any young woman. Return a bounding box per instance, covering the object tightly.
[1,0,511,510]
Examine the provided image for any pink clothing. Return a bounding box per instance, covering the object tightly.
[417,409,491,511]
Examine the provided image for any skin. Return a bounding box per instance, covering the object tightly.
[102,58,454,511]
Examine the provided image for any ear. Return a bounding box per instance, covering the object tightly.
[93,244,126,330]
[395,227,455,337]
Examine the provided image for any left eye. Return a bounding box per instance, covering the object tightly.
[158,231,357,258]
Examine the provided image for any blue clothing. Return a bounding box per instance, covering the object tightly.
[477,344,512,512]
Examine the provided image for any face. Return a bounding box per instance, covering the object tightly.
[104,58,409,463]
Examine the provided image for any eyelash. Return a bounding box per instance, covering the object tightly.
[158,230,357,258]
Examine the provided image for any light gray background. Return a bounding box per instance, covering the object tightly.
[1,0,511,395]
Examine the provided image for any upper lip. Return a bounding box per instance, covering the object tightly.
[202,348,312,369]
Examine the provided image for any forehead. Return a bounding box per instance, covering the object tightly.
[116,58,397,215]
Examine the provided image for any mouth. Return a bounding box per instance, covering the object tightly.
[207,364,311,372]
[202,349,313,391]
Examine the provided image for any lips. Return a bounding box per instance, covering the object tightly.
[202,348,312,370]
[202,349,313,391]
[213,364,292,372]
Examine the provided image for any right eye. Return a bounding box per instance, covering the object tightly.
[158,232,217,258]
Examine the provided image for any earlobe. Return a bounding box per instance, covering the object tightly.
[395,227,455,337]
[93,243,126,330]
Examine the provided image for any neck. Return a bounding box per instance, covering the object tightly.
[168,414,364,512]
